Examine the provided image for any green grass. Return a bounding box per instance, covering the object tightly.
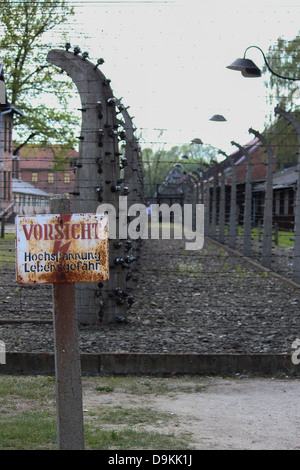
[91,376,208,395]
[0,375,200,450]
[0,411,57,450]
[84,427,189,451]
[0,233,15,266]
[236,226,294,248]
[276,230,294,248]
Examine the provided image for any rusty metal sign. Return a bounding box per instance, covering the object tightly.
[16,213,109,285]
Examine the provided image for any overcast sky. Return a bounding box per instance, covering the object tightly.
[60,0,300,156]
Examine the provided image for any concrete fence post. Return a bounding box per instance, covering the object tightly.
[210,166,217,238]
[228,148,237,250]
[47,48,128,325]
[218,167,225,244]
[275,106,300,283]
[232,141,252,257]
[249,128,274,268]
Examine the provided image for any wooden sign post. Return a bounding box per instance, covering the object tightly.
[51,195,84,450]
[15,195,109,450]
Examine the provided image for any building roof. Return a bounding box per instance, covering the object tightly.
[12,178,50,197]
[203,137,261,181]
[254,165,298,192]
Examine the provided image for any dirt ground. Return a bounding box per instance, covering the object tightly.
[83,376,300,450]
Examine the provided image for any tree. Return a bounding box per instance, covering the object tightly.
[263,34,300,168]
[0,0,79,166]
[142,143,217,197]
[263,34,300,110]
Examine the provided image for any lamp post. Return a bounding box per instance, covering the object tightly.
[227,44,300,280]
[274,106,300,284]
[227,45,300,81]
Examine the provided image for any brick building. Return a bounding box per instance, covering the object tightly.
[14,145,77,196]
[203,137,279,227]
[0,64,23,219]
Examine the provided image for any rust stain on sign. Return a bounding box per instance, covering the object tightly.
[16,213,109,285]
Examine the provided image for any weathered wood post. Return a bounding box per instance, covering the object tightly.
[16,197,109,450]
[249,128,274,268]
[232,141,252,257]
[50,195,85,451]
[47,48,127,325]
[274,106,300,283]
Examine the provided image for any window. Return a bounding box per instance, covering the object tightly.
[64,173,71,184]
[32,172,38,183]
[48,173,54,183]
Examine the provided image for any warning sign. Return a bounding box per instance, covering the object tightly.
[15,213,109,285]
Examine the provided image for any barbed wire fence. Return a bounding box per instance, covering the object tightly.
[1,45,300,333]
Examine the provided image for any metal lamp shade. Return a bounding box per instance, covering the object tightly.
[191,138,203,144]
[209,114,227,122]
[227,58,261,77]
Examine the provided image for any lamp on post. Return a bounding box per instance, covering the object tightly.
[227,44,300,282]
[227,45,300,81]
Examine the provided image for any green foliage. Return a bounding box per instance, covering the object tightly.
[142,142,217,198]
[262,34,300,168]
[264,34,300,110]
[0,0,79,156]
[263,111,299,169]
[0,232,15,266]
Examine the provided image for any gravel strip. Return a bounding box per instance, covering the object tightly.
[0,237,299,355]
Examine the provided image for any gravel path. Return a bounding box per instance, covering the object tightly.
[1,234,299,355]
